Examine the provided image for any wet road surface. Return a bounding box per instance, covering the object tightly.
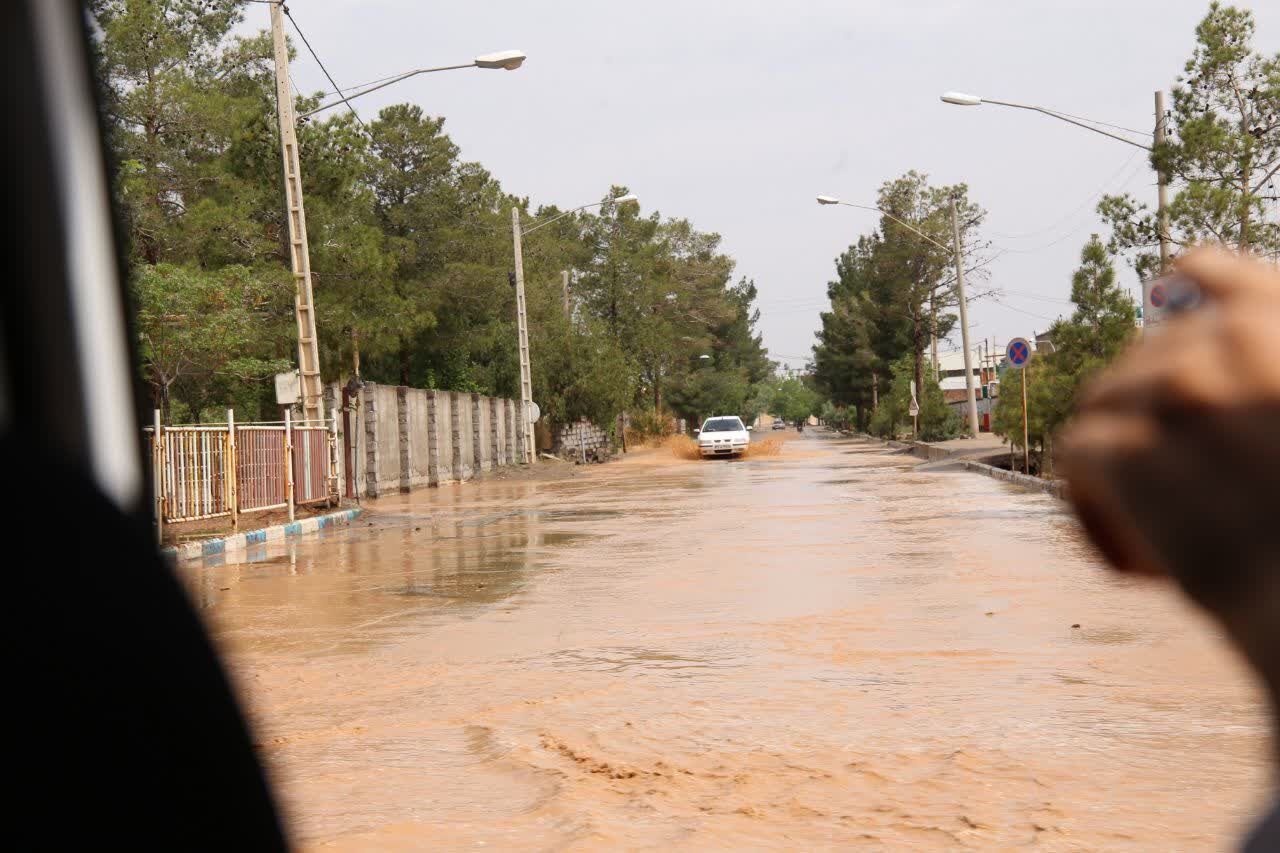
[185,432,1270,850]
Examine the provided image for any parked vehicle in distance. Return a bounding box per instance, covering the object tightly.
[771,419,787,431]
[695,416,752,458]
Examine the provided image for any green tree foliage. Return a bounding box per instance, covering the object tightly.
[812,172,984,430]
[992,237,1137,470]
[769,377,821,425]
[90,3,767,430]
[1099,3,1280,276]
[867,355,960,441]
[133,263,294,419]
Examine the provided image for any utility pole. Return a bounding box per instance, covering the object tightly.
[562,269,571,319]
[270,2,323,422]
[1154,90,1172,274]
[1021,365,1030,474]
[510,208,535,464]
[949,197,980,438]
[929,292,940,382]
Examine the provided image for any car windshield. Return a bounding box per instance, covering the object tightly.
[701,418,744,432]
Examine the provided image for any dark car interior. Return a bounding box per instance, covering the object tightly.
[6,0,286,846]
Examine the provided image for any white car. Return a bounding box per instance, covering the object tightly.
[695,416,752,458]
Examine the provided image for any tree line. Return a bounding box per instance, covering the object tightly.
[90,0,772,430]
[812,2,1278,459]
[810,171,984,440]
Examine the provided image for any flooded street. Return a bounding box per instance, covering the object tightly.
[185,433,1270,850]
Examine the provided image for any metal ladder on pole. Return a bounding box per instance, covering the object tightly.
[271,1,323,423]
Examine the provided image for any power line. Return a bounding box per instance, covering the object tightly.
[996,288,1074,305]
[316,69,412,100]
[1050,109,1153,139]
[987,148,1144,242]
[990,298,1059,323]
[281,5,366,128]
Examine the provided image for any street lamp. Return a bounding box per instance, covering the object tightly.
[267,0,524,422]
[510,193,640,464]
[816,194,981,438]
[939,89,1170,272]
[300,50,527,120]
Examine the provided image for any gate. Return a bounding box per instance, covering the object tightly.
[235,425,288,513]
[148,411,338,541]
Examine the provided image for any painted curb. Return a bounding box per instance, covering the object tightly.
[162,507,363,563]
[847,432,1067,499]
[960,460,1068,499]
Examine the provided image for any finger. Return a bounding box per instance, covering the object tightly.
[1077,314,1229,414]
[1175,247,1280,304]
[1058,412,1169,578]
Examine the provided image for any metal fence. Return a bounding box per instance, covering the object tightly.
[147,410,338,540]
[236,425,289,512]
[157,426,233,523]
[292,425,332,505]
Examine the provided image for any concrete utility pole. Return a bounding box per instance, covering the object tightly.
[270,2,323,422]
[929,292,940,382]
[950,197,980,437]
[1154,89,1172,274]
[505,194,637,465]
[511,208,536,464]
[562,269,571,319]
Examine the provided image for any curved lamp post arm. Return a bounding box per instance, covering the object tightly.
[520,202,604,237]
[940,92,1151,151]
[521,194,638,237]
[300,64,477,119]
[299,50,526,120]
[822,199,952,254]
[981,99,1152,151]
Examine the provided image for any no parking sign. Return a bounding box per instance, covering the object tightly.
[1006,337,1032,475]
[1006,337,1031,369]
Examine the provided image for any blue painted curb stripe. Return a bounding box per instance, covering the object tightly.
[161,508,362,563]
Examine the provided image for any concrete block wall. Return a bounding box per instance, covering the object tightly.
[365,383,400,497]
[428,390,454,485]
[473,394,493,472]
[329,382,368,499]
[328,382,522,500]
[451,391,475,482]
[553,419,612,458]
[490,397,506,470]
[504,399,518,464]
[404,388,432,489]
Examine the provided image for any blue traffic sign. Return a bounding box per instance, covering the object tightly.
[1007,337,1031,368]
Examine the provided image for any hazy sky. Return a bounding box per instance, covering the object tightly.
[248,0,1279,369]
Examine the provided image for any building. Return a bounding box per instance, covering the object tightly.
[936,348,999,430]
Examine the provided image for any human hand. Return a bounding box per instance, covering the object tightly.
[1059,248,1280,607]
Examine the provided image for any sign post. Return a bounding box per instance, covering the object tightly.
[909,380,920,440]
[1006,337,1032,474]
[1142,277,1168,333]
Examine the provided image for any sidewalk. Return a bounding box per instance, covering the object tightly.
[870,431,1007,463]
[835,429,1067,499]
[162,507,363,564]
[907,432,1006,461]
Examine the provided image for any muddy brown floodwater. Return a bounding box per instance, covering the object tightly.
[183,432,1270,850]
